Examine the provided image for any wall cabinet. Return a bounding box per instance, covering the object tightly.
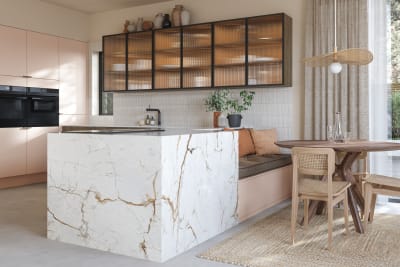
[182,24,212,88]
[214,19,246,87]
[102,13,292,92]
[0,26,59,88]
[59,38,88,115]
[0,25,27,77]
[27,32,59,80]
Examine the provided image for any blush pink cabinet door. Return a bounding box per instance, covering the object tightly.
[0,128,27,179]
[27,78,59,89]
[59,38,88,115]
[26,127,59,174]
[0,25,27,77]
[0,76,26,87]
[27,32,59,80]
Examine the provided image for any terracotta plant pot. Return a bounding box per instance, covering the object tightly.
[213,111,221,128]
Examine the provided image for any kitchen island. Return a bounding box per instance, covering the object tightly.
[47,128,238,262]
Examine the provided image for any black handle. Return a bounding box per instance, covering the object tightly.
[0,96,28,100]
[30,97,55,101]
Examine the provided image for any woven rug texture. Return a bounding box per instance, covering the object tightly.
[199,207,400,267]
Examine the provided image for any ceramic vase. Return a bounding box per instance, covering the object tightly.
[142,21,153,31]
[127,22,136,33]
[172,5,183,26]
[136,17,143,31]
[154,13,164,29]
[218,113,227,128]
[162,14,172,28]
[181,7,190,26]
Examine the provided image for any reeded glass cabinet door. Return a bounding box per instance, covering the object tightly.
[128,31,152,90]
[247,15,283,85]
[103,34,126,91]
[214,19,246,87]
[182,24,212,88]
[154,28,181,89]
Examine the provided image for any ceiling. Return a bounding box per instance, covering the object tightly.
[41,0,171,14]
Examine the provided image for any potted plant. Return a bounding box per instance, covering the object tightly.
[204,89,229,127]
[226,90,255,128]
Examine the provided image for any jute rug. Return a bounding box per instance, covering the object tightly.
[199,207,400,267]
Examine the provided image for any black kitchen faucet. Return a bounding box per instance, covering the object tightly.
[146,105,161,126]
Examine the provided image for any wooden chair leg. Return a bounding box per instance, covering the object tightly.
[291,195,299,245]
[364,183,373,230]
[304,199,309,230]
[343,191,349,235]
[369,193,377,222]
[327,200,333,251]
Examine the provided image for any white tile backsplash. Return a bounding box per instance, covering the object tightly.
[90,87,293,140]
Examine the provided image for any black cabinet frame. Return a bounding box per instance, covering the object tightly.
[102,13,292,92]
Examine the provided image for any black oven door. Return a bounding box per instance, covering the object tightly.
[0,86,27,127]
[27,96,59,127]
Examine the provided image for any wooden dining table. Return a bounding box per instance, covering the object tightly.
[275,140,400,234]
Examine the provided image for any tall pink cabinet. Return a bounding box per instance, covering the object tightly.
[0,25,88,188]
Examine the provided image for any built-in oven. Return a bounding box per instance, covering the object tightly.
[0,85,28,127]
[27,88,59,127]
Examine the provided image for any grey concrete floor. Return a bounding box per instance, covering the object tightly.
[1,184,398,267]
[0,184,290,267]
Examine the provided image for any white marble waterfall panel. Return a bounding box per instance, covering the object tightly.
[47,134,163,261]
[47,130,238,262]
[160,131,239,261]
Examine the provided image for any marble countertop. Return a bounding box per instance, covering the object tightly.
[58,125,225,136]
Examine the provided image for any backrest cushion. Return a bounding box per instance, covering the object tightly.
[250,128,280,155]
[238,129,256,157]
[224,128,256,157]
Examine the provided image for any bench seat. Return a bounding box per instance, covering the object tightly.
[239,154,292,179]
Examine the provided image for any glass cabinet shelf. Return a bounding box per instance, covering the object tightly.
[102,13,292,91]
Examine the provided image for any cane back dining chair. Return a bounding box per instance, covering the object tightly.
[364,174,400,230]
[291,147,351,250]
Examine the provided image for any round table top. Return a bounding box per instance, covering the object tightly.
[275,140,400,152]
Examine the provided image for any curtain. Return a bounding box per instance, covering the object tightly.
[304,0,369,140]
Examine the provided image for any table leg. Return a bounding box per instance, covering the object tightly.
[348,188,364,233]
[338,152,365,233]
[316,201,326,215]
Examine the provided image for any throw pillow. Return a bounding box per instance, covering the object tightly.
[250,128,280,155]
[224,128,256,157]
[238,129,256,157]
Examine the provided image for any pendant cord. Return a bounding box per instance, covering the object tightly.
[334,0,337,53]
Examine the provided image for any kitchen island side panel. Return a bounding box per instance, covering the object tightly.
[160,131,239,261]
[47,130,238,262]
[47,134,163,261]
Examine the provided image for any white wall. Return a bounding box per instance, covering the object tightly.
[89,0,306,138]
[0,0,89,41]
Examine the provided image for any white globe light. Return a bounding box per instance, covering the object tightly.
[329,62,342,74]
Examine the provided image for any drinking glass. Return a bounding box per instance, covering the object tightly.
[327,125,334,142]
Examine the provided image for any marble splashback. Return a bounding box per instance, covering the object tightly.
[47,131,238,262]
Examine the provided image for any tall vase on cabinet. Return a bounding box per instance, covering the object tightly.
[181,7,190,26]
[172,5,183,26]
[154,13,164,29]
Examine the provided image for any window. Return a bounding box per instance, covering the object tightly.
[390,0,400,138]
[99,52,113,115]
